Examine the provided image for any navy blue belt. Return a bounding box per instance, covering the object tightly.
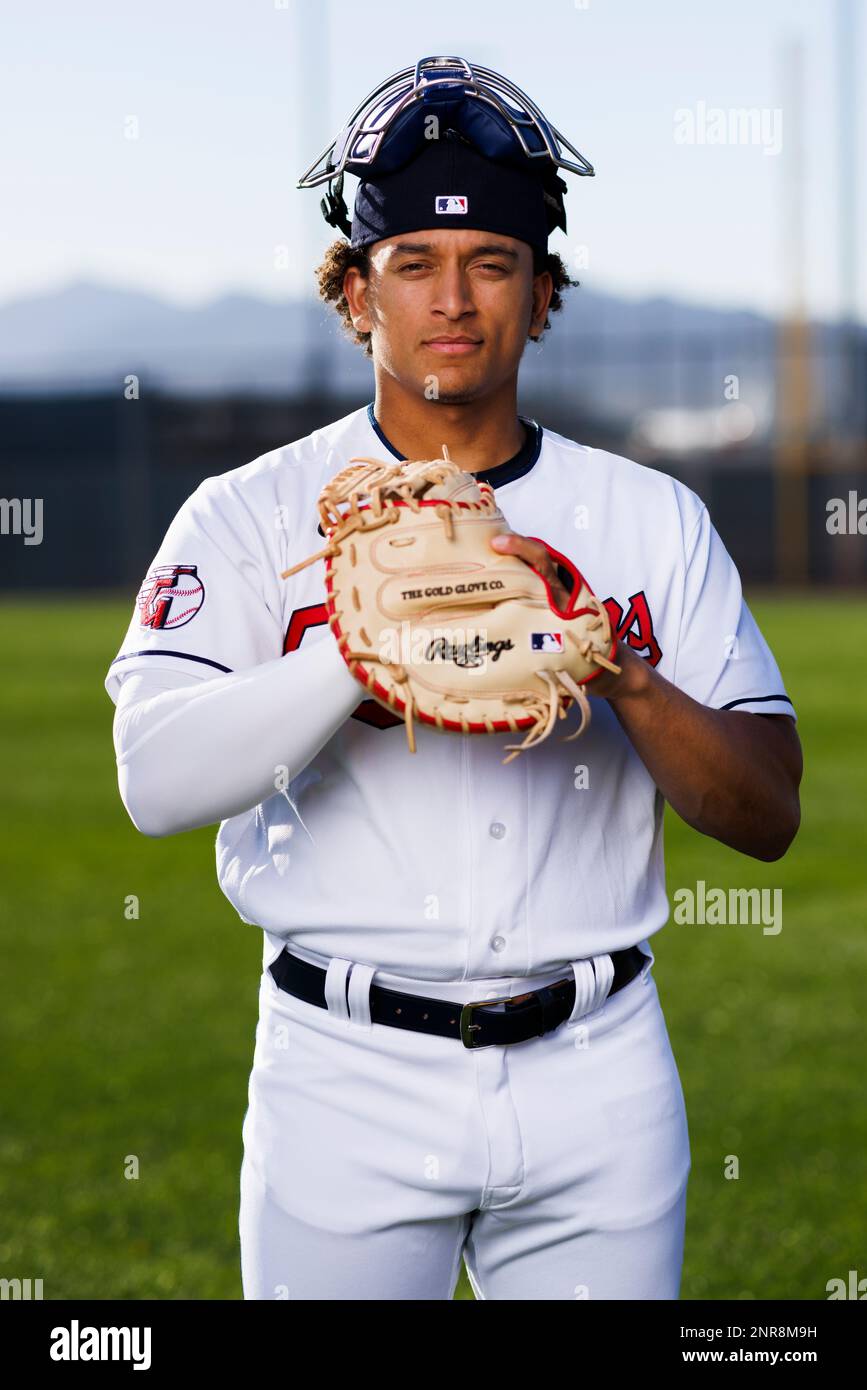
[269,944,647,1049]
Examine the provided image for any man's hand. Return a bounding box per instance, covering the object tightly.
[489,529,624,698]
[489,530,801,860]
[490,531,572,613]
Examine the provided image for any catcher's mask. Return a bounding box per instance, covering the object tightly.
[297,54,595,242]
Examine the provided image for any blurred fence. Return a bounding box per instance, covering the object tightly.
[0,379,865,594]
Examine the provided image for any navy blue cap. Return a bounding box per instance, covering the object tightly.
[350,135,550,256]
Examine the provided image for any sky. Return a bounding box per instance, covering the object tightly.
[2,0,864,322]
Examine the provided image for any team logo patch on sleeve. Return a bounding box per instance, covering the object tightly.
[531,632,565,653]
[137,564,205,630]
[435,195,468,214]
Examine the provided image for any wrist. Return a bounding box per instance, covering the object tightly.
[599,641,650,703]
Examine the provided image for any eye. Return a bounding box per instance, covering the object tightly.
[398,261,429,272]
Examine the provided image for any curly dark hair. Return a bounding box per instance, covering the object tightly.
[315,239,578,357]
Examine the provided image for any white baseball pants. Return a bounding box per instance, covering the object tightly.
[238,942,691,1300]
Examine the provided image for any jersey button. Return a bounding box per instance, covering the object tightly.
[489,822,506,839]
[490,935,506,953]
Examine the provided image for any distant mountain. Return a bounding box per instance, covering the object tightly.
[0,282,339,394]
[0,281,858,437]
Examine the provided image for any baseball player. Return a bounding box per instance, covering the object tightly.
[106,57,802,1300]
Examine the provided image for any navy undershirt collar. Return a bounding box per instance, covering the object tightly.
[365,402,542,489]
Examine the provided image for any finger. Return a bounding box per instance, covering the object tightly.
[491,531,575,611]
[490,533,571,611]
[491,532,555,576]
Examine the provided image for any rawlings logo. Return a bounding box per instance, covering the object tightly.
[425,635,514,668]
[137,564,205,630]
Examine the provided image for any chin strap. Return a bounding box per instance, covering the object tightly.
[320,173,352,238]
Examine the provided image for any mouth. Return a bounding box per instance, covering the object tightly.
[422,337,483,356]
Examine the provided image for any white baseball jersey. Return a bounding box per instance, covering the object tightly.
[105,403,796,982]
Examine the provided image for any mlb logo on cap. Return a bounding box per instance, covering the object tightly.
[435,196,468,215]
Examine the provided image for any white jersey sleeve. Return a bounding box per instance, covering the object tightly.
[105,473,284,700]
[672,498,796,719]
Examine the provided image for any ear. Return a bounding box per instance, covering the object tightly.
[529,268,553,341]
[342,263,371,334]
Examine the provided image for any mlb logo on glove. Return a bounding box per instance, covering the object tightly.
[531,633,565,653]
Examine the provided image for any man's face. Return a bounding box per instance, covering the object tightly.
[343,228,553,404]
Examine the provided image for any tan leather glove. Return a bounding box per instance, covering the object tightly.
[282,451,620,764]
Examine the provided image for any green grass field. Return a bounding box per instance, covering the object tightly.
[0,593,864,1300]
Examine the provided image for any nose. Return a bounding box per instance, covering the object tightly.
[430,262,477,323]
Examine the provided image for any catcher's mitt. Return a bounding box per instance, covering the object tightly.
[282,451,620,763]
